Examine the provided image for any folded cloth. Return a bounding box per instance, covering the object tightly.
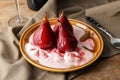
[0,0,120,80]
[86,1,120,57]
[0,0,64,80]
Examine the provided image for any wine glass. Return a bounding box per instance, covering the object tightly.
[8,0,28,27]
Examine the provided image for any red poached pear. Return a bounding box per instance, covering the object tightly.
[33,15,56,49]
[53,12,73,35]
[53,21,60,37]
[57,22,78,53]
[53,20,59,33]
[58,12,73,34]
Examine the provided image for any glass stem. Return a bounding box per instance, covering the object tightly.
[15,0,22,23]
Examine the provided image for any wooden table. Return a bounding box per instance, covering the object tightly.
[0,0,36,32]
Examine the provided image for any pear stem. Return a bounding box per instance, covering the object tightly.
[43,12,47,21]
[61,11,64,16]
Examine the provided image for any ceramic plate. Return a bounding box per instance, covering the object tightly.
[20,18,103,72]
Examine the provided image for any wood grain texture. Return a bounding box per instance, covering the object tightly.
[74,54,120,80]
[0,0,36,32]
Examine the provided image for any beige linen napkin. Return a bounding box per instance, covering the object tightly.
[73,1,120,80]
[0,0,64,80]
[1,0,120,80]
[86,1,120,57]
